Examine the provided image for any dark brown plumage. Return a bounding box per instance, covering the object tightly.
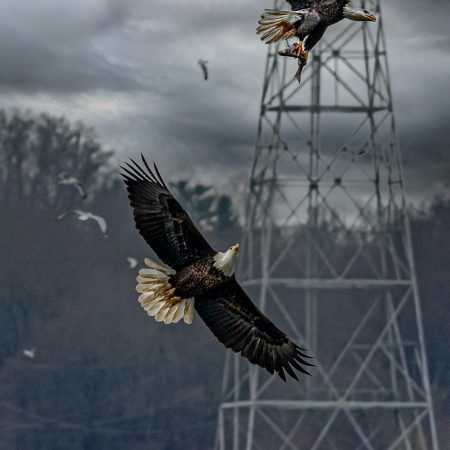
[121,155,313,381]
[121,157,214,270]
[287,0,348,27]
[195,279,313,381]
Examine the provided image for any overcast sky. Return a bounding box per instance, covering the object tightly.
[0,0,449,202]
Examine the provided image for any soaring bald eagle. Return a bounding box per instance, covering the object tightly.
[121,156,313,381]
[257,0,376,82]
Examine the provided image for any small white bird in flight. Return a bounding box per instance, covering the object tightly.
[23,348,36,359]
[56,210,108,237]
[127,257,138,269]
[58,173,87,199]
[198,59,209,80]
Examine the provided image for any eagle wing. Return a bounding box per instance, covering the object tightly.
[195,278,313,381]
[287,0,349,10]
[121,156,215,270]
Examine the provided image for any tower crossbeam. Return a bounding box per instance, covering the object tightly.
[216,1,439,449]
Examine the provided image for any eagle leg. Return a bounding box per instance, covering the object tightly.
[164,288,181,304]
[293,40,303,58]
[292,41,309,65]
[293,41,309,64]
[164,288,176,297]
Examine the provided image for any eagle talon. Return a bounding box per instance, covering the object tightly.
[293,41,303,58]
[164,288,175,297]
[293,42,309,65]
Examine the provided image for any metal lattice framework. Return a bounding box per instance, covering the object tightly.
[215,1,439,449]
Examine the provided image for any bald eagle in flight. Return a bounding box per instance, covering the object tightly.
[121,156,313,381]
[257,0,376,82]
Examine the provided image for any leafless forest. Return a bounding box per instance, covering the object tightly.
[0,110,448,449]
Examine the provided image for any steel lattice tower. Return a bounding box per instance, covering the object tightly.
[215,1,439,449]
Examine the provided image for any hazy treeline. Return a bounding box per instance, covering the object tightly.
[0,110,448,449]
[0,110,240,450]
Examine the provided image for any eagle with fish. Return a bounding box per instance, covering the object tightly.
[257,0,377,82]
[121,156,313,381]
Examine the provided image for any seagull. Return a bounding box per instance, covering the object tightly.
[58,173,87,199]
[56,210,108,237]
[127,257,138,269]
[198,59,209,81]
[121,156,314,381]
[23,348,36,359]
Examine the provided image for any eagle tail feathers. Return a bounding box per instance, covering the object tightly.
[256,10,302,44]
[143,257,175,275]
[136,257,194,325]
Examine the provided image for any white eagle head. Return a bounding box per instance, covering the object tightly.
[343,6,376,22]
[213,244,240,277]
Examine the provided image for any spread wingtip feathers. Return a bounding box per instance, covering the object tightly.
[256,10,302,44]
[120,154,167,190]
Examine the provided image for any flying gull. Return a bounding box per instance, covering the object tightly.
[58,173,87,199]
[23,348,36,359]
[127,257,138,269]
[198,59,209,81]
[56,210,108,237]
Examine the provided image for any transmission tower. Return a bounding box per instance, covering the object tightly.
[215,0,439,449]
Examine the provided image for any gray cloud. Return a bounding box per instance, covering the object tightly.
[0,0,145,93]
[0,0,449,202]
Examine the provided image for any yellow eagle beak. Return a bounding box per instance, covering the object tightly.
[231,244,240,253]
[364,12,377,22]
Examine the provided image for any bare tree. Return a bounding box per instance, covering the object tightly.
[0,110,112,211]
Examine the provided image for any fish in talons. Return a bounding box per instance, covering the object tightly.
[278,40,310,83]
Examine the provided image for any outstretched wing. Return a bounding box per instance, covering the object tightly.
[121,156,215,270]
[195,278,313,381]
[92,214,107,235]
[75,182,87,200]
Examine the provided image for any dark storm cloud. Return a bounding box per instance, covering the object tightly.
[0,41,142,94]
[0,0,144,93]
[0,0,449,200]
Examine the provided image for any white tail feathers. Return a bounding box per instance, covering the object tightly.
[256,9,303,44]
[143,257,176,275]
[136,258,194,325]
